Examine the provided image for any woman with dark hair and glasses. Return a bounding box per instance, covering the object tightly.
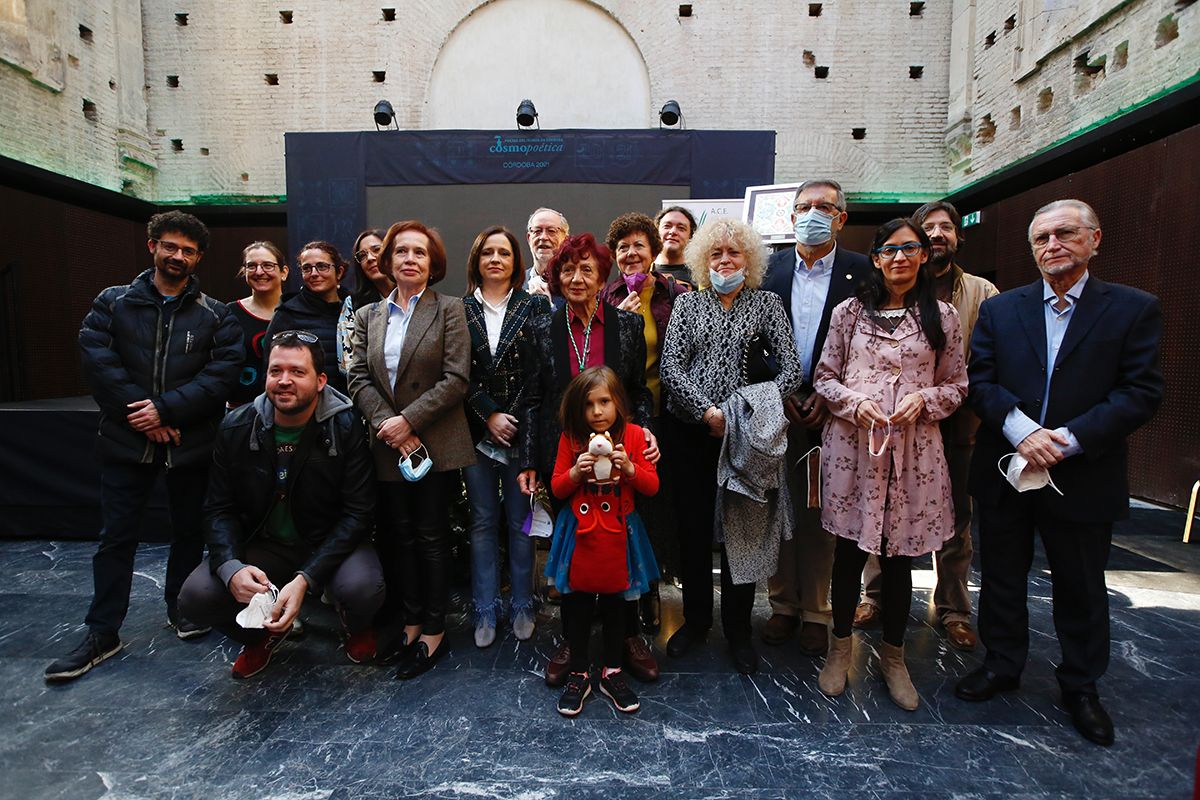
[228,241,289,408]
[813,217,967,710]
[336,229,392,377]
[268,240,350,394]
[347,220,474,679]
[461,226,551,648]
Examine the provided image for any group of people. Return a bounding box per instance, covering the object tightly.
[44,183,1162,746]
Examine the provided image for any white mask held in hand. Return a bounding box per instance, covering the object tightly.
[236,583,280,629]
[997,453,1063,495]
[868,420,892,458]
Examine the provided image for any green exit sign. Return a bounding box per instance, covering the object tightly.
[962,210,982,227]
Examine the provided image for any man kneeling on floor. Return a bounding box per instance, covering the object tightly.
[178,330,384,678]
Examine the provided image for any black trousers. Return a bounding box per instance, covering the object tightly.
[670,416,756,643]
[377,473,454,636]
[831,535,912,646]
[977,494,1112,695]
[178,540,385,645]
[85,460,208,635]
[564,591,625,672]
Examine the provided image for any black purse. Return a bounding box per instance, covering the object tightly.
[741,333,780,386]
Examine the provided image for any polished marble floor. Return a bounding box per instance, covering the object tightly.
[1,504,1198,799]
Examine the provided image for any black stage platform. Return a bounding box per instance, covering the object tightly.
[1,504,1198,798]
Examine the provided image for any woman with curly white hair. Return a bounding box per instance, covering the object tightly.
[659,219,802,674]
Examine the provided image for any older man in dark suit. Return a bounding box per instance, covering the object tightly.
[760,179,872,657]
[955,199,1163,747]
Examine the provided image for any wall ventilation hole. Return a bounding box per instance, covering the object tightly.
[171,138,183,152]
[678,4,693,16]
[79,25,93,43]
[279,10,293,24]
[851,127,866,140]
[109,79,116,90]
[82,99,98,122]
[814,65,829,79]
[1004,15,1016,31]
[984,31,996,48]
[1009,106,1022,129]
[909,65,924,79]
[372,70,386,83]
[382,7,396,21]
[1113,41,1129,70]
[121,179,135,194]
[1037,87,1053,113]
[809,4,822,17]
[802,50,816,67]
[166,75,179,88]
[1073,51,1105,94]
[265,73,279,86]
[175,13,188,26]
[977,114,996,145]
[241,172,250,182]
[200,147,210,156]
[1155,15,1179,47]
[910,2,925,16]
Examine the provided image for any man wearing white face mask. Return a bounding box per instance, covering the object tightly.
[956,199,1163,748]
[761,179,872,656]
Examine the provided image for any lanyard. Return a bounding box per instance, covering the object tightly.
[567,303,597,372]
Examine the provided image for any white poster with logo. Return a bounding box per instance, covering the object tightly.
[660,199,744,230]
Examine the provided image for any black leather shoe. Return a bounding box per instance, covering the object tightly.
[954,667,1020,701]
[666,624,707,658]
[1063,693,1114,746]
[395,640,447,680]
[729,639,759,675]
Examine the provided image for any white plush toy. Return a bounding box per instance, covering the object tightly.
[588,431,615,482]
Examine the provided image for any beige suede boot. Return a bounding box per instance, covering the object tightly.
[817,633,853,697]
[879,641,919,710]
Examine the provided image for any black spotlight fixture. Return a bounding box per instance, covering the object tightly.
[373,99,397,130]
[516,99,539,129]
[659,100,683,128]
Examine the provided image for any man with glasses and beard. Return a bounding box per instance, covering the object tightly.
[853,202,998,651]
[177,331,383,678]
[46,211,242,682]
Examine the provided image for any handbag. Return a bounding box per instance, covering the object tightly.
[741,333,779,386]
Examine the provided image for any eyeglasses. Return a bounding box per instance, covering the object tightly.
[243,261,279,273]
[299,262,336,275]
[793,202,842,216]
[921,221,957,235]
[1031,226,1094,249]
[154,239,200,259]
[271,330,319,344]
[354,245,382,262]
[874,243,924,261]
[528,226,563,238]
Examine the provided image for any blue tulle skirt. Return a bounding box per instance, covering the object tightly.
[544,508,660,600]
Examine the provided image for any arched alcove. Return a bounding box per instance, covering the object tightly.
[426,0,652,129]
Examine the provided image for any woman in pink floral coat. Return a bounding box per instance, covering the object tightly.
[812,218,968,711]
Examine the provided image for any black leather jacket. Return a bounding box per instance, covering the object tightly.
[203,386,376,590]
[79,269,242,468]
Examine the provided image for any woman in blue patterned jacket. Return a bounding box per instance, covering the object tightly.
[462,226,551,648]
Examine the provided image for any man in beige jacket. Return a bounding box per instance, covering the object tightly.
[855,201,998,650]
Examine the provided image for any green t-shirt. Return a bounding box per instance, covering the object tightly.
[263,423,305,546]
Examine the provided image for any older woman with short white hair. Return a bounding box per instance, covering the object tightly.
[659,219,802,674]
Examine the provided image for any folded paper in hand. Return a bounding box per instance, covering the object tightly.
[235,584,279,629]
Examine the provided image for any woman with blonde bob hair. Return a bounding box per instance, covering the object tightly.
[659,219,802,675]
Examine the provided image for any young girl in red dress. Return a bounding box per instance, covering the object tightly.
[545,366,660,716]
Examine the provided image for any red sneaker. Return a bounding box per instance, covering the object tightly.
[231,628,289,679]
[345,628,377,664]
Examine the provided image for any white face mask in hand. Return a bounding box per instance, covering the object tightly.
[997,453,1063,495]
[868,419,892,458]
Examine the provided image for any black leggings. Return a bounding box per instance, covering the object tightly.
[564,592,625,673]
[831,535,912,647]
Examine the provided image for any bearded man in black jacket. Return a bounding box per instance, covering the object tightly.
[46,211,242,682]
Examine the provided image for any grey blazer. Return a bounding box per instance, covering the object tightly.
[347,288,475,479]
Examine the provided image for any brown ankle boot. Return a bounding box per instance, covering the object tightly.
[879,641,919,710]
[817,633,853,696]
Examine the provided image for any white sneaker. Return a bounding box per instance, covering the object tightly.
[474,623,496,648]
[512,610,535,641]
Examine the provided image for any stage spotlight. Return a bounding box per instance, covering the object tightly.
[659,100,683,128]
[373,99,396,130]
[516,99,539,129]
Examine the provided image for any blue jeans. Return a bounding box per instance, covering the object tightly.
[463,450,535,626]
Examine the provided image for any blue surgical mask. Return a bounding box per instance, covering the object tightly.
[398,445,433,481]
[793,208,836,246]
[709,268,746,295]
